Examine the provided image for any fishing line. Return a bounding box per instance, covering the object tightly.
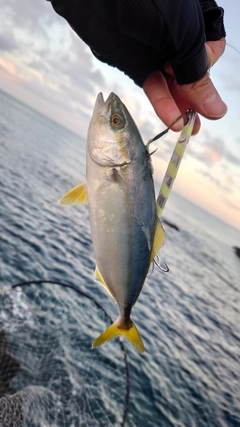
[0,279,130,427]
[226,42,240,55]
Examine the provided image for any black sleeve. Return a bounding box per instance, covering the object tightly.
[49,0,225,86]
[199,0,226,41]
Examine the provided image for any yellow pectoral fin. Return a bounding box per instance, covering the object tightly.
[92,318,144,354]
[94,266,116,301]
[150,217,166,263]
[58,183,88,205]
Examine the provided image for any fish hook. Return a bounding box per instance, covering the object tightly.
[154,256,169,273]
[146,108,193,149]
[149,147,158,156]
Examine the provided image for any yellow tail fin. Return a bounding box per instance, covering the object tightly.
[92,318,144,354]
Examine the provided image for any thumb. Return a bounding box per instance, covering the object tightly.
[180,72,227,120]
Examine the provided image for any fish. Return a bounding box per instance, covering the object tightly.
[58,92,166,353]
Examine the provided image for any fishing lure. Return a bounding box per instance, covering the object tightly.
[148,109,197,218]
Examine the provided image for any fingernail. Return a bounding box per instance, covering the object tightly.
[202,93,227,118]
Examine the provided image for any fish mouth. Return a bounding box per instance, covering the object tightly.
[95,92,105,109]
[93,92,108,117]
[94,92,119,116]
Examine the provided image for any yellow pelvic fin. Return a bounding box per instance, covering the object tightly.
[150,217,166,263]
[58,183,88,205]
[94,266,116,301]
[92,318,144,354]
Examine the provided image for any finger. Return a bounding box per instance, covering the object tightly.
[163,74,201,134]
[205,38,226,68]
[143,70,184,131]
[167,89,201,135]
[164,62,174,76]
[179,72,227,120]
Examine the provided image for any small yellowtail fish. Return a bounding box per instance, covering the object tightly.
[59,93,195,353]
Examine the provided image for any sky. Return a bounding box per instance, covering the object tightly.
[0,0,239,230]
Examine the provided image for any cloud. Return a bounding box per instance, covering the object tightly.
[198,146,222,165]
[225,149,240,165]
[0,0,111,134]
[0,0,58,33]
[195,164,240,197]
[187,130,240,167]
[1,0,239,163]
[224,198,240,212]
[196,168,224,189]
[0,58,16,76]
[0,32,19,51]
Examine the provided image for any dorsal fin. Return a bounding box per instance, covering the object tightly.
[58,183,88,205]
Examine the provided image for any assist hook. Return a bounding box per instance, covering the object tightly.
[146,108,193,149]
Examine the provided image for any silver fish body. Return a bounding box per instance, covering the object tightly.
[59,92,165,352]
[87,93,157,320]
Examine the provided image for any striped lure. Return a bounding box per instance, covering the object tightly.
[155,110,197,218]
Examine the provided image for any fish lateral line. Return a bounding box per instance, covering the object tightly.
[91,157,131,168]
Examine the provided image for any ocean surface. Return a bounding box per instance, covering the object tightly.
[0,89,239,427]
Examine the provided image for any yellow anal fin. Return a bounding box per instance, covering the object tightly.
[150,217,166,263]
[58,183,88,205]
[92,317,144,354]
[94,266,116,301]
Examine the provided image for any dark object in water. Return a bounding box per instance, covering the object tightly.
[162,218,180,232]
[233,246,240,258]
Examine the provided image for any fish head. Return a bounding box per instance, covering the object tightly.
[87,92,144,167]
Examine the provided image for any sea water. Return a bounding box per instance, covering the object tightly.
[0,90,239,427]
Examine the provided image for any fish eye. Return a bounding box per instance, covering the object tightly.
[110,113,124,128]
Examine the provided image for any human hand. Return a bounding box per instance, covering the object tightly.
[143,38,227,134]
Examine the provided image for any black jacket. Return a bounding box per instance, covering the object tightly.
[49,0,225,86]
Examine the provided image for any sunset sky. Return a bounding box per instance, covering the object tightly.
[0,0,239,230]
